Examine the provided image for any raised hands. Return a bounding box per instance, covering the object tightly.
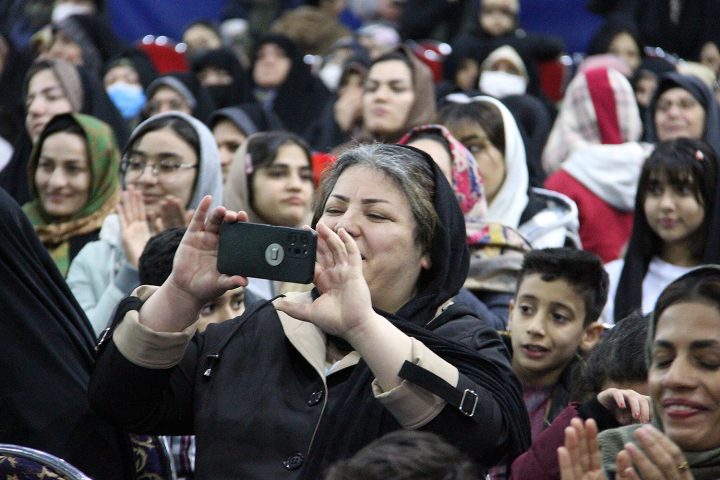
[614,426,693,480]
[597,388,652,425]
[139,196,248,333]
[276,223,374,339]
[117,186,153,267]
[559,418,605,480]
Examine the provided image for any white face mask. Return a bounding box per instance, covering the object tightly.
[51,3,95,24]
[479,70,528,98]
[319,63,343,92]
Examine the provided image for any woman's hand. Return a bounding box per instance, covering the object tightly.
[334,82,363,133]
[139,196,248,332]
[117,186,152,267]
[558,418,606,480]
[597,388,652,425]
[276,223,375,338]
[615,425,693,480]
[151,195,192,232]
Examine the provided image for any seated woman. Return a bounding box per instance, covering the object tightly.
[88,143,531,478]
[603,138,720,325]
[67,111,223,336]
[223,131,316,299]
[22,113,120,276]
[439,93,580,249]
[559,265,720,479]
[399,123,530,329]
[644,71,720,156]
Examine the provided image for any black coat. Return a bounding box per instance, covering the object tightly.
[89,297,529,479]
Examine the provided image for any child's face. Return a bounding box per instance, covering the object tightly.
[643,171,705,248]
[198,287,246,332]
[509,273,601,386]
[479,0,518,37]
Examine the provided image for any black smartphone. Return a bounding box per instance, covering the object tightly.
[217,222,317,284]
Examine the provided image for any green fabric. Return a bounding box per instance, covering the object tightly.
[22,113,120,275]
[599,266,720,479]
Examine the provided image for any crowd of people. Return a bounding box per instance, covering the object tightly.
[1,0,720,479]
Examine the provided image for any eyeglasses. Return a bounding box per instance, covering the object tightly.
[121,153,197,178]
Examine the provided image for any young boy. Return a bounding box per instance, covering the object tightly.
[508,248,607,440]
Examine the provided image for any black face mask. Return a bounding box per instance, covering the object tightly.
[205,84,239,109]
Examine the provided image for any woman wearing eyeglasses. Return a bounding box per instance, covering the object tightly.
[67,111,223,336]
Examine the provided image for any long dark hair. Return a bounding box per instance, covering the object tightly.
[614,138,720,322]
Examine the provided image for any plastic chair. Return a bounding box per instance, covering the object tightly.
[0,443,92,480]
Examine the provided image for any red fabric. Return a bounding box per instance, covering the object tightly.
[509,403,581,480]
[545,170,632,263]
[585,68,622,145]
[136,43,188,74]
[311,151,336,187]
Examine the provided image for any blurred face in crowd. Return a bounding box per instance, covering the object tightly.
[700,42,720,78]
[253,43,291,89]
[123,127,198,216]
[635,72,658,108]
[47,30,84,66]
[654,87,706,141]
[250,143,314,227]
[197,66,233,87]
[479,0,518,37]
[25,68,74,142]
[362,59,415,139]
[608,32,641,72]
[35,131,90,220]
[212,119,247,183]
[446,119,505,206]
[104,64,142,89]
[144,86,192,117]
[183,24,222,53]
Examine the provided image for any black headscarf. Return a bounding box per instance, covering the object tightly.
[303,146,530,475]
[0,188,133,479]
[644,71,720,156]
[250,33,332,136]
[190,47,250,108]
[104,47,159,90]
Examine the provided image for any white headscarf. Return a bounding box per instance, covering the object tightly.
[476,96,529,228]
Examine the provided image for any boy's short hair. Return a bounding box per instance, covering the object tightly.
[516,248,609,326]
[138,227,186,286]
[324,430,479,480]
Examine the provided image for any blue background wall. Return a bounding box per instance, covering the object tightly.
[108,0,604,54]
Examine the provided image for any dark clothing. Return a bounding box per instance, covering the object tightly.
[0,188,134,480]
[190,47,251,109]
[250,34,332,137]
[449,29,565,99]
[90,300,527,478]
[587,0,720,60]
[88,146,530,478]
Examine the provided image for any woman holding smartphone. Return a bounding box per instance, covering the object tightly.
[89,143,530,478]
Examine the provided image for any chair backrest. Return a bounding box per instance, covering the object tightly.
[0,443,92,480]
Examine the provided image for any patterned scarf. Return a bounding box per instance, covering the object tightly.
[23,113,120,275]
